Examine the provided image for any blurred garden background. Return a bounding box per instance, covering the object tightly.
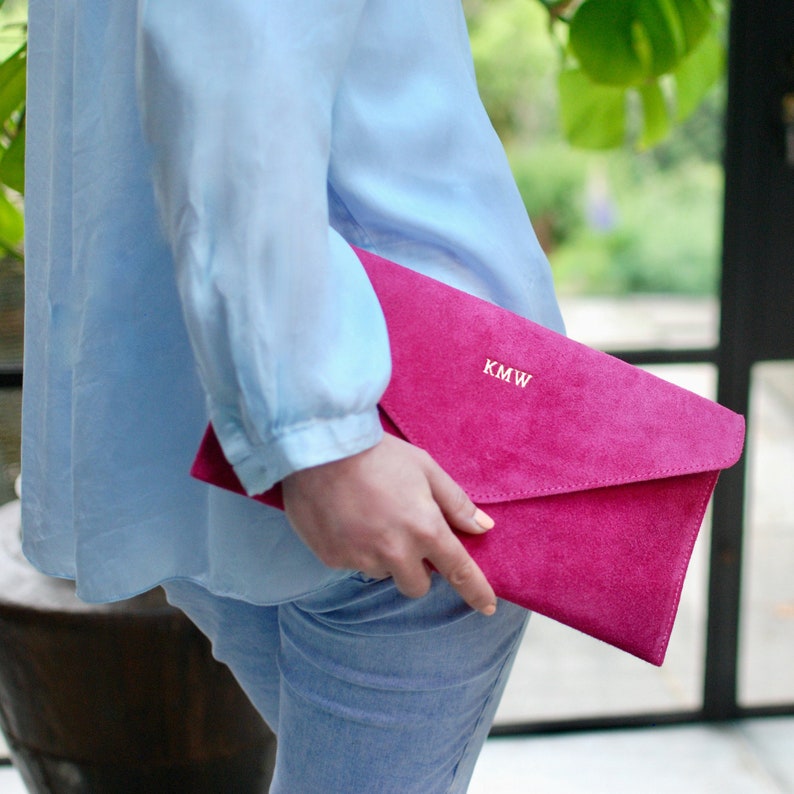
[465,0,726,298]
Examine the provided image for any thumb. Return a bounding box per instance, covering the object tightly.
[424,457,495,536]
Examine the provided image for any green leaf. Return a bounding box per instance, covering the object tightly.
[569,0,715,86]
[0,42,26,126]
[628,0,683,78]
[674,31,725,122]
[637,80,671,148]
[569,0,644,86]
[671,0,714,51]
[0,187,23,255]
[559,68,627,149]
[0,120,25,193]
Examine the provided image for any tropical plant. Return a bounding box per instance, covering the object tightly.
[541,0,725,149]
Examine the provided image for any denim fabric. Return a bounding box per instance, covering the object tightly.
[164,574,528,793]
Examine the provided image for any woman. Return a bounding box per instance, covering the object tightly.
[22,1,564,790]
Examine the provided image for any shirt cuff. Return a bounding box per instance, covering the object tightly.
[214,407,385,497]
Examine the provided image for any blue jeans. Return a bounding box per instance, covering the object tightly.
[164,573,528,793]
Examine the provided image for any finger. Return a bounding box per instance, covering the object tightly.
[390,560,433,600]
[423,456,495,535]
[429,534,497,616]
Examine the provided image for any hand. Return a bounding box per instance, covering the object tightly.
[281,434,497,615]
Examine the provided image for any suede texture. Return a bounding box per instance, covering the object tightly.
[191,248,745,665]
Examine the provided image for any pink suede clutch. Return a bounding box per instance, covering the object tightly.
[191,247,745,666]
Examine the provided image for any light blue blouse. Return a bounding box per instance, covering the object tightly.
[21,0,564,604]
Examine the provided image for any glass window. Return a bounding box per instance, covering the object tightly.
[739,361,794,707]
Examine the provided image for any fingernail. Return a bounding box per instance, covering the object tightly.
[482,602,497,617]
[474,508,495,530]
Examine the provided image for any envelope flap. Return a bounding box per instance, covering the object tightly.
[359,249,745,504]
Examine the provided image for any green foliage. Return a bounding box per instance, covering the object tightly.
[467,0,726,296]
[549,158,722,295]
[568,0,711,84]
[508,136,723,296]
[509,142,588,250]
[465,0,559,142]
[558,68,626,148]
[556,0,725,150]
[0,42,25,191]
[0,0,25,258]
[465,0,727,151]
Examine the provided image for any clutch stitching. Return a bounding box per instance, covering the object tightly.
[653,469,718,661]
[380,402,744,503]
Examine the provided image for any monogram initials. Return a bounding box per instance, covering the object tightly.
[483,358,533,388]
